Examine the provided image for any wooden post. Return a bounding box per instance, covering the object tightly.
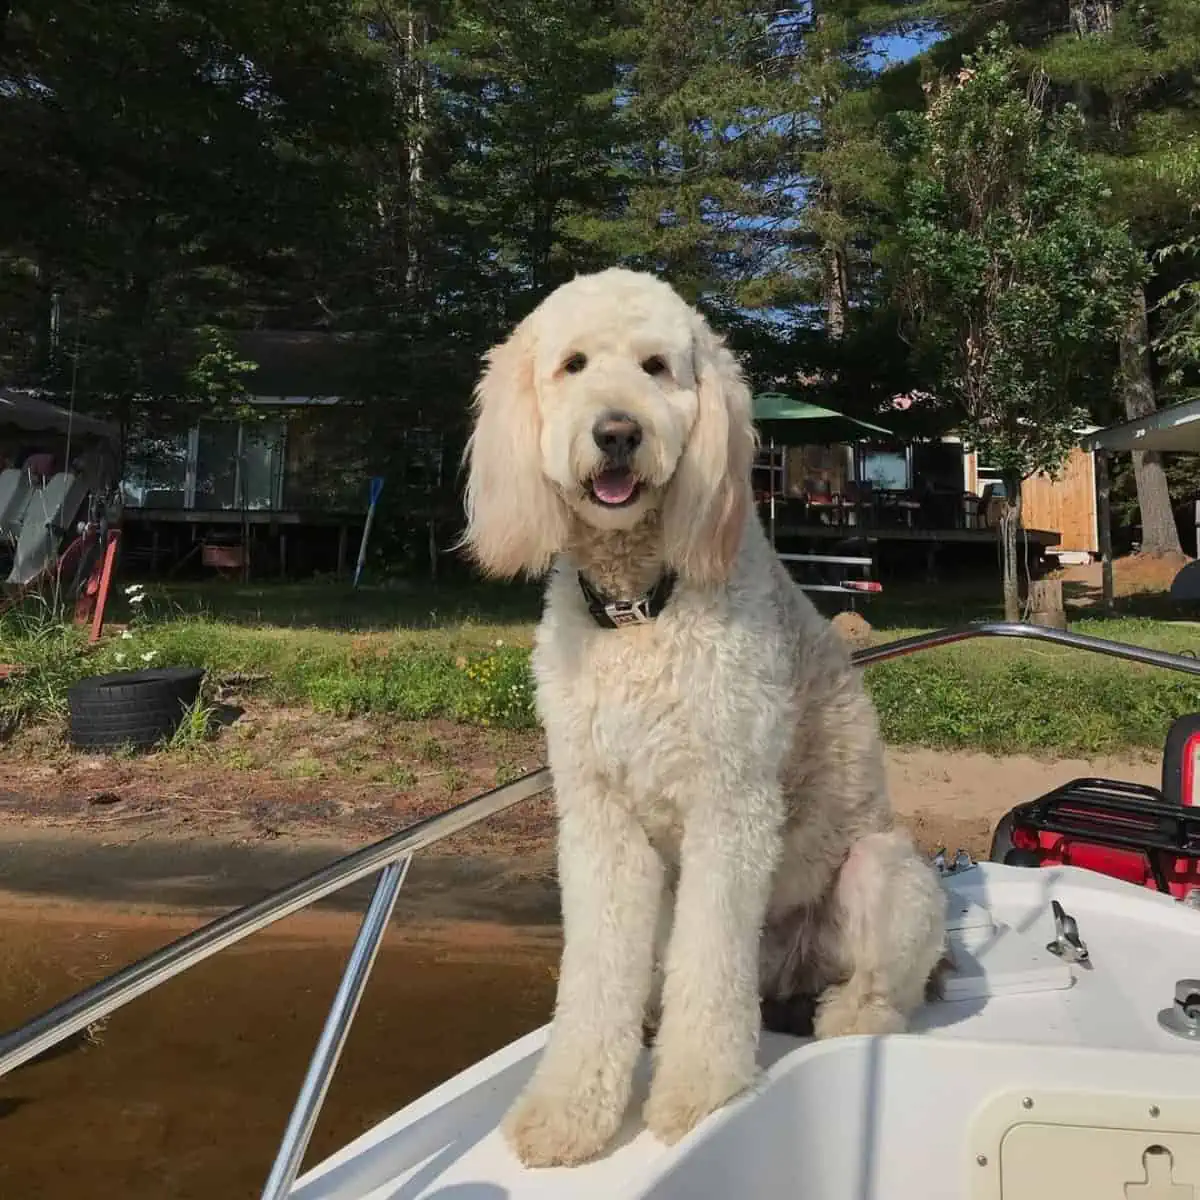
[1095,450,1115,613]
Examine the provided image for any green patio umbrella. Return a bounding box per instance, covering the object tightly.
[752,392,894,444]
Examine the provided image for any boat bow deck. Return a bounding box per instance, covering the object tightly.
[295,864,1200,1199]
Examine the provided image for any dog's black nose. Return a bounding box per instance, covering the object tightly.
[593,413,642,461]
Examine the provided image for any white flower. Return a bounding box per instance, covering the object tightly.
[121,629,133,640]
[114,652,125,663]
[141,650,158,663]
[495,639,505,647]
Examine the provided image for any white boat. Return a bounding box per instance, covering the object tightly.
[293,860,1200,1200]
[3,622,1199,1200]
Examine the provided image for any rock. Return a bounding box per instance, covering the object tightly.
[831,610,873,648]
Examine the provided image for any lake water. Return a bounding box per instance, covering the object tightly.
[0,901,558,1199]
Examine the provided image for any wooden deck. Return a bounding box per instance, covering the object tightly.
[122,507,363,527]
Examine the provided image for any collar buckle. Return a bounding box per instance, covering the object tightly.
[604,597,653,627]
[577,569,677,631]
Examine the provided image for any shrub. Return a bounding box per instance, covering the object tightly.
[455,646,538,729]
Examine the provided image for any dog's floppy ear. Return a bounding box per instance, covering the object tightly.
[661,314,758,585]
[461,316,569,579]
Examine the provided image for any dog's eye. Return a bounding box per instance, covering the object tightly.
[641,355,668,377]
[563,353,588,375]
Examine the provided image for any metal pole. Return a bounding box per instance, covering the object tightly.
[769,437,777,547]
[260,858,409,1200]
[353,476,385,589]
[7,625,1200,1096]
[0,767,552,1078]
[352,502,377,589]
[850,621,1200,676]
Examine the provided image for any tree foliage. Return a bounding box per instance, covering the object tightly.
[0,0,392,414]
[1152,141,1200,395]
[890,30,1144,615]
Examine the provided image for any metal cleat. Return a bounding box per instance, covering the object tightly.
[1046,899,1090,966]
[931,847,975,876]
[1157,978,1200,1040]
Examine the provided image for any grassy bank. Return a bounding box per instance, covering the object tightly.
[2,582,1197,757]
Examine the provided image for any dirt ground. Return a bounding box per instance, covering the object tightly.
[0,709,553,856]
[1053,550,1194,607]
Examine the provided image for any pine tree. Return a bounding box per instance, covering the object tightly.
[1011,0,1200,553]
[427,0,636,313]
[0,0,393,411]
[590,0,965,388]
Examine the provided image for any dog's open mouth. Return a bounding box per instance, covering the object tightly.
[587,468,642,508]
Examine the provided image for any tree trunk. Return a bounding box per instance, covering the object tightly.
[1095,449,1115,611]
[999,474,1023,622]
[1069,0,1114,35]
[824,242,848,340]
[403,10,427,299]
[1119,285,1182,555]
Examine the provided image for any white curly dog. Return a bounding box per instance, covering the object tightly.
[461,267,946,1168]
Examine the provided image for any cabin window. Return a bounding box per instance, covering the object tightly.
[856,446,909,491]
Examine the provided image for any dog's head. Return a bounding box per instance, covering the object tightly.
[462,268,757,584]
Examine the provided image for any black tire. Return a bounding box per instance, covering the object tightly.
[68,666,206,750]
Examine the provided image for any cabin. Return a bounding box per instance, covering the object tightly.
[118,332,451,579]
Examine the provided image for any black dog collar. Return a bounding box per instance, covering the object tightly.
[577,570,678,630]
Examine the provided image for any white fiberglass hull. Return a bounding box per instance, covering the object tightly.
[294,863,1200,1199]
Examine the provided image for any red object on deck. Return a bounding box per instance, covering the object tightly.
[1169,728,1200,809]
[993,715,1200,901]
[1015,820,1200,901]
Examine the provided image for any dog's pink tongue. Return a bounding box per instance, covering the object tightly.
[592,469,637,504]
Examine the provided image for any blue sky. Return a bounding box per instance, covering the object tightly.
[866,27,947,72]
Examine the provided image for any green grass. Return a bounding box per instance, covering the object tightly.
[2,580,1197,757]
[0,593,541,734]
[865,621,1199,755]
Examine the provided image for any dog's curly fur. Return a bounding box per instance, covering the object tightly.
[461,268,946,1168]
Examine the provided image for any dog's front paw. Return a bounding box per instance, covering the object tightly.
[501,1081,626,1168]
[813,984,906,1039]
[643,1062,752,1146]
